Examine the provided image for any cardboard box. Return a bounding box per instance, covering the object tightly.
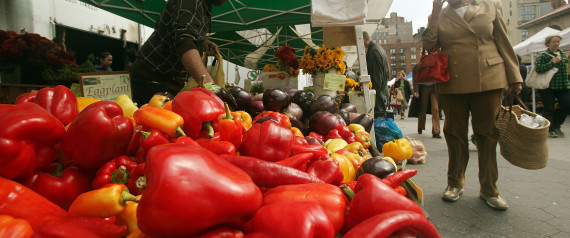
[323,26,357,47]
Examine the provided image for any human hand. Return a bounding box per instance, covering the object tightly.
[428,0,445,26]
[552,54,562,64]
[204,38,219,56]
[507,82,522,95]
[414,92,419,98]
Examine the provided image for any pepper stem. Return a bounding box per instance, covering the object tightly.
[120,187,139,206]
[202,121,215,138]
[111,165,129,184]
[136,130,151,139]
[340,184,356,201]
[175,126,187,137]
[199,75,206,88]
[223,103,234,120]
[136,176,147,191]
[51,162,64,178]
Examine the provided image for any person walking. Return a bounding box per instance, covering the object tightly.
[410,79,442,138]
[391,71,412,119]
[424,0,523,210]
[534,35,569,138]
[363,31,390,114]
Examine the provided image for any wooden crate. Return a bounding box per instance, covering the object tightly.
[0,83,50,104]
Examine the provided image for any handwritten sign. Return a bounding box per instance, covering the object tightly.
[323,73,346,91]
[79,71,132,101]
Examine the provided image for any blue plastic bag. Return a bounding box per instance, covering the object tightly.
[374,118,403,151]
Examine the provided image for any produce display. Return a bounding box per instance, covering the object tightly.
[0,84,440,238]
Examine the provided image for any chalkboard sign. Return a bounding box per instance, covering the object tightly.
[78,71,132,101]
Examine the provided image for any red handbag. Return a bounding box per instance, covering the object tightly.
[413,44,449,84]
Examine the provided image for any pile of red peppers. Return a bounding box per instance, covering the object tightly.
[0,85,440,238]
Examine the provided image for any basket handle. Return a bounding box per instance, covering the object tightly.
[504,91,528,120]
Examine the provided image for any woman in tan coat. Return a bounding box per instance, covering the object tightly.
[423,0,522,210]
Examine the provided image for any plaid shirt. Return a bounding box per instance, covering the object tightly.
[535,49,569,90]
[137,0,212,86]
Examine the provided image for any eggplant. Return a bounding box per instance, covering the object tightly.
[310,95,337,115]
[357,156,396,179]
[309,111,346,136]
[352,113,374,133]
[254,116,280,125]
[214,88,238,111]
[230,87,253,111]
[305,136,323,145]
[283,86,299,99]
[249,101,264,117]
[341,103,358,113]
[337,108,351,125]
[263,88,291,113]
[285,103,303,121]
[289,116,308,135]
[292,90,315,119]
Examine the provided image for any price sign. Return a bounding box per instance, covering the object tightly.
[323,73,346,91]
[79,71,132,101]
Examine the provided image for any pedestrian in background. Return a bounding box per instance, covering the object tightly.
[534,35,569,138]
[424,0,523,210]
[93,51,113,72]
[391,70,412,119]
[363,31,390,114]
[409,65,441,138]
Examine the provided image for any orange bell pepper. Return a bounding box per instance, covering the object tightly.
[134,105,186,138]
[0,215,33,238]
[68,184,139,218]
[234,111,252,130]
[343,142,367,157]
[382,138,413,162]
[117,195,142,234]
[331,152,356,183]
[147,93,169,108]
[337,149,366,172]
[290,127,304,137]
[354,131,372,149]
[163,101,173,111]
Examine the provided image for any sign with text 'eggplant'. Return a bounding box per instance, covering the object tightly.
[79,71,131,101]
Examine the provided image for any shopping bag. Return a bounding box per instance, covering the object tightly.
[180,53,225,92]
[374,118,403,151]
[413,44,449,85]
[526,67,557,89]
[408,137,427,164]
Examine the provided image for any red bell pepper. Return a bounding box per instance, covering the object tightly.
[172,90,225,139]
[0,215,34,238]
[61,101,134,169]
[306,159,344,186]
[137,144,262,237]
[191,87,225,108]
[14,92,37,104]
[325,129,342,141]
[20,162,94,210]
[262,183,347,233]
[174,136,200,146]
[252,111,292,128]
[126,125,144,156]
[242,201,335,238]
[138,129,171,152]
[92,156,139,190]
[196,227,244,238]
[127,163,146,195]
[380,169,418,189]
[17,85,79,125]
[342,173,425,232]
[275,153,313,171]
[220,155,324,188]
[240,120,293,162]
[134,105,186,138]
[291,144,330,161]
[343,210,440,238]
[292,135,309,146]
[308,132,325,142]
[68,184,138,218]
[0,103,66,179]
[0,176,67,220]
[28,215,127,238]
[198,140,236,156]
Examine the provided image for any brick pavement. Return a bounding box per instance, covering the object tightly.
[389,115,570,238]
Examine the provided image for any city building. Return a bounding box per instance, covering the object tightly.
[501,0,556,44]
[371,12,423,79]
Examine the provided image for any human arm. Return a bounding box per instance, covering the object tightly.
[422,0,445,50]
[492,0,523,89]
[180,49,214,84]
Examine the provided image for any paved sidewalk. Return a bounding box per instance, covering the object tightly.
[389,115,570,238]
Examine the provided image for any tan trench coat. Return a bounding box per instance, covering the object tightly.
[422,0,523,94]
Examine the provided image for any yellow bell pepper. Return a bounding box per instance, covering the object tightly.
[343,142,367,157]
[382,138,413,162]
[235,111,252,130]
[68,184,139,218]
[324,138,349,153]
[343,152,366,171]
[115,95,139,117]
[290,127,304,137]
[117,195,142,234]
[77,97,100,113]
[147,93,169,108]
[348,124,366,133]
[332,152,356,183]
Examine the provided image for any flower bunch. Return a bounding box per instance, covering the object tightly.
[262,64,278,72]
[0,30,77,69]
[344,77,373,91]
[299,45,346,75]
[273,44,299,77]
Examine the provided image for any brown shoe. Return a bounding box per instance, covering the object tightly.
[433,134,442,138]
[480,193,508,210]
[442,186,463,202]
[401,113,405,119]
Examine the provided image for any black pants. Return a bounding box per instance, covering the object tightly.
[130,61,179,105]
[538,88,570,131]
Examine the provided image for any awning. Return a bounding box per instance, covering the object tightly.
[80,0,392,69]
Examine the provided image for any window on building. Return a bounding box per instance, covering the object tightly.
[520,5,536,21]
[400,48,405,53]
[391,70,397,76]
[383,39,387,44]
[411,54,417,60]
[401,63,406,68]
[391,63,396,67]
[390,56,396,61]
[521,30,528,41]
[410,47,416,53]
[390,48,396,54]
[400,56,406,61]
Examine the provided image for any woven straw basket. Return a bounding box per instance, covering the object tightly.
[496,105,550,169]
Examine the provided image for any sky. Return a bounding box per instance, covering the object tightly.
[384,0,435,33]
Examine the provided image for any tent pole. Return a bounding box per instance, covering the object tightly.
[354,25,376,146]
[531,53,536,113]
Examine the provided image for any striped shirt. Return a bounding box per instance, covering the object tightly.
[535,49,569,90]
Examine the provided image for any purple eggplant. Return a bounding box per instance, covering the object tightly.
[309,111,346,135]
[263,88,291,113]
[341,103,358,113]
[337,108,351,125]
[305,136,323,145]
[352,113,374,132]
[230,87,253,111]
[310,95,337,116]
[214,88,238,111]
[292,90,314,119]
